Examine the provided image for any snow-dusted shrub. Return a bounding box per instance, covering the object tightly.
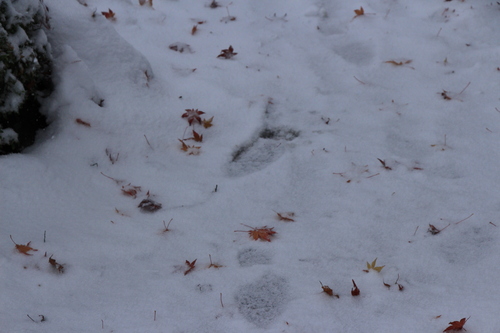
[0,0,53,155]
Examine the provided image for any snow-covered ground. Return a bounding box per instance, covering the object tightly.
[2,0,500,331]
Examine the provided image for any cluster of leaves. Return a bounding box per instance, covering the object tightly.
[10,235,38,255]
[180,254,224,276]
[48,255,64,273]
[0,0,53,154]
[101,172,162,213]
[178,109,214,155]
[10,235,66,273]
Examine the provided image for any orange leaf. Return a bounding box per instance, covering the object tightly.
[191,25,198,35]
[353,6,364,18]
[235,224,276,242]
[10,235,38,256]
[320,281,339,298]
[101,9,115,20]
[443,317,469,332]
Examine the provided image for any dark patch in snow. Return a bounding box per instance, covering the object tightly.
[227,127,299,176]
[235,273,288,327]
[237,248,272,267]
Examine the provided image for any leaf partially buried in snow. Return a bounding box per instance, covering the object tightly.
[138,199,162,212]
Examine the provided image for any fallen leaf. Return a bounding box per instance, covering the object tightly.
[184,259,197,275]
[49,255,65,273]
[351,279,360,296]
[235,224,276,242]
[191,130,203,142]
[275,211,295,222]
[444,317,469,332]
[121,184,141,198]
[101,9,115,20]
[209,0,220,8]
[365,258,385,272]
[191,25,198,35]
[202,116,214,128]
[217,45,237,59]
[178,139,201,155]
[76,118,91,127]
[10,235,38,256]
[320,281,339,298]
[385,60,413,66]
[138,199,162,212]
[182,108,205,125]
[353,6,364,18]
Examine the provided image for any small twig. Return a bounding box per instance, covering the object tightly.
[101,319,104,329]
[154,310,156,321]
[413,226,419,236]
[436,27,442,37]
[220,293,224,307]
[43,230,46,243]
[455,213,473,224]
[100,172,121,184]
[458,82,471,95]
[27,314,36,322]
[366,173,380,179]
[353,76,365,85]
[144,135,154,150]
[490,222,497,227]
[214,184,218,192]
[495,107,500,113]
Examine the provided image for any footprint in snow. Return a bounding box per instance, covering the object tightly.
[235,273,289,327]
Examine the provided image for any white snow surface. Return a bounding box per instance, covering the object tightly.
[2,0,500,332]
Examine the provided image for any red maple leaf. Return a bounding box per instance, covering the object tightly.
[101,9,116,20]
[444,317,469,332]
[182,109,205,125]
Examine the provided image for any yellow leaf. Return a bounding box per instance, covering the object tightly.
[202,116,214,129]
[366,257,385,272]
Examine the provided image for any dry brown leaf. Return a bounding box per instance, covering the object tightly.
[385,60,413,66]
[275,211,295,222]
[184,259,197,275]
[10,235,38,256]
[320,281,339,298]
[217,45,237,59]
